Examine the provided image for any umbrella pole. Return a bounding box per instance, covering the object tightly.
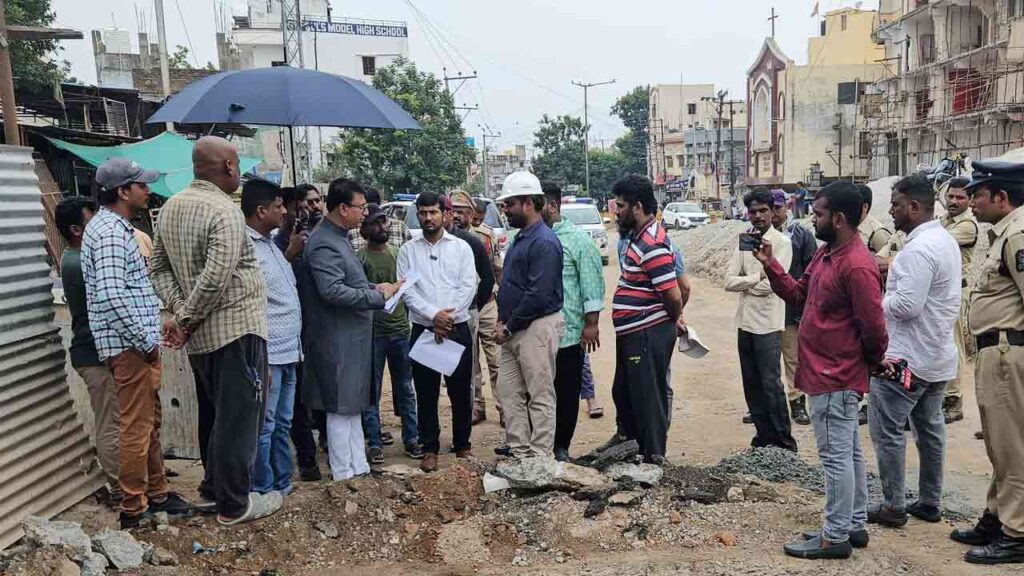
[288,126,298,186]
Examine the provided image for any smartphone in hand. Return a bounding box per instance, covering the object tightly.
[739,232,763,252]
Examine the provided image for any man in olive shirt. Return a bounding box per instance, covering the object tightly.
[940,177,979,423]
[57,196,121,499]
[358,204,422,464]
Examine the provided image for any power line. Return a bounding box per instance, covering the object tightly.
[172,0,199,67]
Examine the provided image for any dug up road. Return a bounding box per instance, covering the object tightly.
[50,230,1006,576]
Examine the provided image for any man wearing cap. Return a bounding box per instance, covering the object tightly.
[449,190,497,425]
[771,188,816,426]
[495,171,564,459]
[82,158,190,528]
[940,176,978,424]
[349,186,412,252]
[949,160,1024,564]
[725,187,796,451]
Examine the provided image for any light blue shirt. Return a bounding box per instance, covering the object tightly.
[252,227,302,365]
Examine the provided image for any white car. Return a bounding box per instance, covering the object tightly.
[663,202,710,230]
[560,203,611,265]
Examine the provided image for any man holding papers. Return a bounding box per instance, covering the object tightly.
[397,192,478,473]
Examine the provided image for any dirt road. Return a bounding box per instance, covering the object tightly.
[42,231,1008,576]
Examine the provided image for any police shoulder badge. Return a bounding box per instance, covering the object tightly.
[1017,249,1024,272]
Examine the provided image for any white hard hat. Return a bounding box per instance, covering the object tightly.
[496,171,543,202]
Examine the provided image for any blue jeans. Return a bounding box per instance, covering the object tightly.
[868,376,947,510]
[808,390,867,543]
[362,334,419,449]
[580,353,595,400]
[253,363,296,494]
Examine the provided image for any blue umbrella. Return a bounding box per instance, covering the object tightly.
[146,66,420,130]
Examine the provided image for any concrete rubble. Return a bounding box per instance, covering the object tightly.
[91,530,146,570]
[21,515,92,556]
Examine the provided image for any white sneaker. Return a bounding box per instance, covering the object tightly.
[217,491,283,526]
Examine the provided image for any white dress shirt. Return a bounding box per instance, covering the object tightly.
[397,230,478,327]
[723,224,793,334]
[883,219,962,382]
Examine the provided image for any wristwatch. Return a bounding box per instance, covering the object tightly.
[503,326,513,339]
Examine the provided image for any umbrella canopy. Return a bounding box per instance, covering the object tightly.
[146,67,421,130]
[47,132,262,198]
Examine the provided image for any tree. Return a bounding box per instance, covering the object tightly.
[531,114,586,188]
[319,57,474,194]
[587,148,631,200]
[610,85,650,176]
[168,45,193,69]
[8,0,69,90]
[464,171,484,196]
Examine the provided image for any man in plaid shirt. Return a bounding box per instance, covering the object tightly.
[81,158,190,529]
[349,186,412,252]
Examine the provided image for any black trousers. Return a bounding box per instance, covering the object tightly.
[554,344,585,451]
[737,329,797,451]
[612,321,676,460]
[189,334,268,517]
[409,322,474,455]
[289,363,319,469]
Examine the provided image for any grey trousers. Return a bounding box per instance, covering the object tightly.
[809,390,868,544]
[868,375,947,511]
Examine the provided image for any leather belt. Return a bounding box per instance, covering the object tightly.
[976,330,1024,350]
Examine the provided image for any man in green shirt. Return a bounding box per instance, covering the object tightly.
[540,182,605,462]
[56,196,122,501]
[358,204,422,464]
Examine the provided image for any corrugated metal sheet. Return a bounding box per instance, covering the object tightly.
[0,145,103,551]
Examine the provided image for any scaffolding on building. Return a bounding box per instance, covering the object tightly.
[864,0,1024,179]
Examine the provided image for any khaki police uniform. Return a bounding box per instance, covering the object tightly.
[875,229,906,261]
[859,214,893,254]
[471,222,503,418]
[969,203,1024,537]
[943,210,979,400]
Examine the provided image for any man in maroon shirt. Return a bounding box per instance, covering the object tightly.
[754,181,888,560]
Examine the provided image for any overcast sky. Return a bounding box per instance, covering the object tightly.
[51,0,878,152]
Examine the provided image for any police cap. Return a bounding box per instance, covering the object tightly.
[964,159,1024,192]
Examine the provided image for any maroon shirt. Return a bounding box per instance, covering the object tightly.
[763,234,888,396]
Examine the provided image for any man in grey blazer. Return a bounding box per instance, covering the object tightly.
[298,178,400,480]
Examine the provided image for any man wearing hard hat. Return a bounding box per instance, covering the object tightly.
[494,171,565,458]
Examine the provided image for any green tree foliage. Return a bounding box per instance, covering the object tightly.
[319,58,474,194]
[8,0,68,90]
[610,85,650,176]
[531,114,586,188]
[464,171,484,196]
[587,148,631,200]
[168,45,192,69]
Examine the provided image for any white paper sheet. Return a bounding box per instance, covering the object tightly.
[677,326,711,359]
[408,329,466,376]
[384,270,421,314]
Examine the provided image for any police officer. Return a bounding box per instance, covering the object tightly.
[950,160,1024,565]
[941,176,979,424]
[858,184,893,254]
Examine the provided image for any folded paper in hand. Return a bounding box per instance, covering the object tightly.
[384,270,420,314]
[677,326,710,359]
[409,330,465,376]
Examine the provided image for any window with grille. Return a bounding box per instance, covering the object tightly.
[362,56,376,76]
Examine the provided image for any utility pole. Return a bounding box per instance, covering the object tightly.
[835,111,843,179]
[0,0,81,146]
[480,126,501,198]
[153,0,173,132]
[728,100,736,197]
[571,78,615,194]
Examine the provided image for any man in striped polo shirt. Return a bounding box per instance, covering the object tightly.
[611,175,684,464]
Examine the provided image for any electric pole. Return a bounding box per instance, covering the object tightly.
[728,100,736,198]
[281,0,309,184]
[154,0,172,132]
[572,79,615,194]
[480,126,501,198]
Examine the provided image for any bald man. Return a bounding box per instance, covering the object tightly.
[151,136,282,526]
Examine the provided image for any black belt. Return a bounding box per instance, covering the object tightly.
[976,330,1024,350]
[962,278,968,288]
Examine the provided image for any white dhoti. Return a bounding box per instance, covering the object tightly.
[326,412,370,481]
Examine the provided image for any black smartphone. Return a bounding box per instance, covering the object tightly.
[739,232,762,252]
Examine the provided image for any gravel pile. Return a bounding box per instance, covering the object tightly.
[670,220,748,284]
[715,447,826,493]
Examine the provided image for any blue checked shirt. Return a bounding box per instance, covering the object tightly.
[81,208,161,360]
[251,227,302,365]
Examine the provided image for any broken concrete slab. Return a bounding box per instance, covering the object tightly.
[21,516,91,555]
[493,457,616,491]
[91,530,146,570]
[604,463,664,486]
[78,551,109,576]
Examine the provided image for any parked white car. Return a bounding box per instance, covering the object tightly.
[561,202,611,265]
[662,202,710,229]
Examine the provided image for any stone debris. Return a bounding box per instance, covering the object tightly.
[380,464,424,477]
[344,500,359,515]
[493,457,615,491]
[714,531,737,547]
[57,556,81,576]
[482,472,512,493]
[603,462,664,486]
[608,491,642,506]
[21,516,92,556]
[581,440,640,470]
[148,547,179,567]
[91,530,146,570]
[315,521,340,539]
[716,447,826,493]
[79,552,109,576]
[726,487,745,502]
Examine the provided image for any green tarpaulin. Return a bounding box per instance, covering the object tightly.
[47,132,261,199]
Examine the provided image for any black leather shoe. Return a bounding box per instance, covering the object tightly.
[554,447,570,462]
[867,504,908,527]
[907,501,941,523]
[952,512,1002,546]
[493,445,512,457]
[299,465,322,482]
[790,399,811,426]
[802,529,868,548]
[147,492,191,516]
[742,413,753,425]
[596,433,626,452]
[966,534,1024,565]
[784,534,852,559]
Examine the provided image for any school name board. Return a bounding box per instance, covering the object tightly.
[287,19,408,38]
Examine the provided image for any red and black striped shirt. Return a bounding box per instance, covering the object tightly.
[613,219,678,335]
